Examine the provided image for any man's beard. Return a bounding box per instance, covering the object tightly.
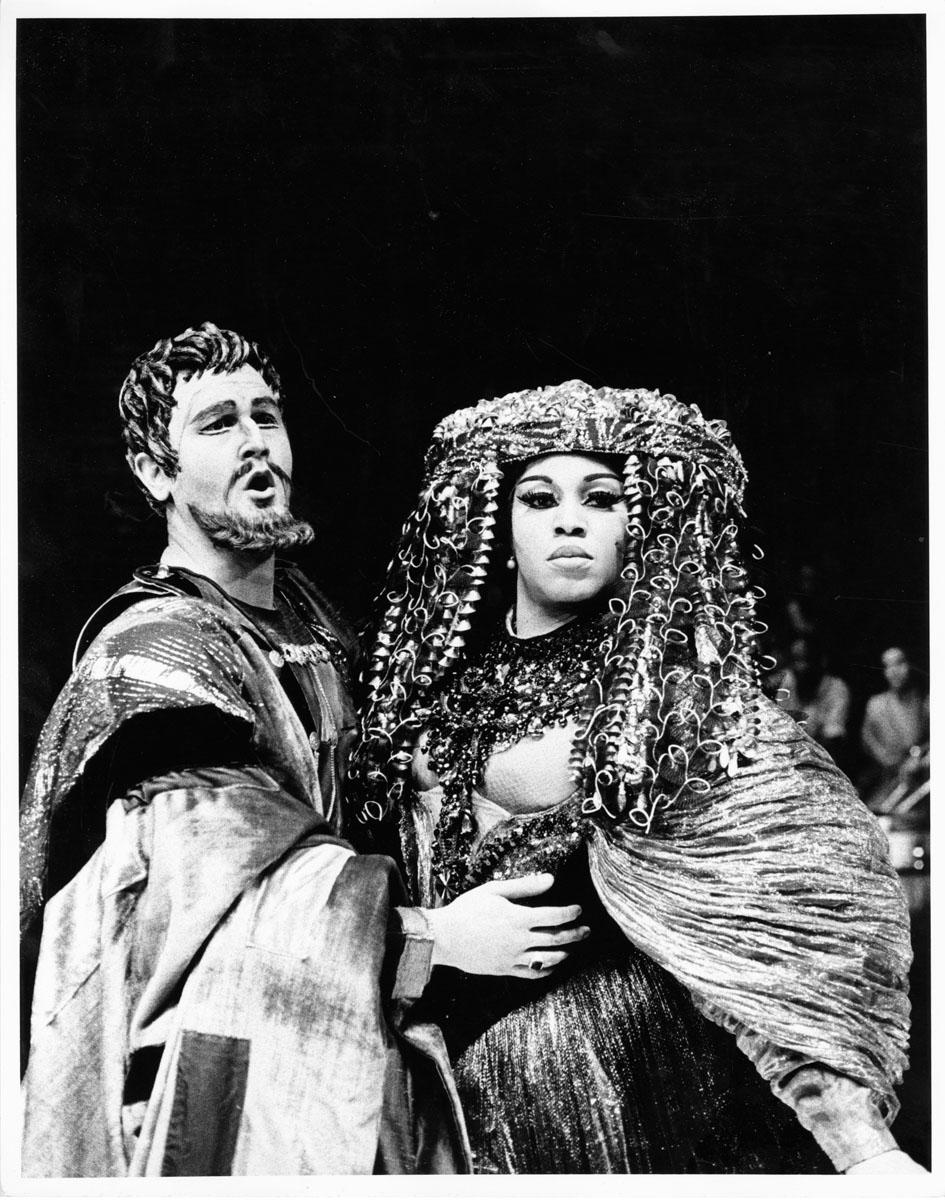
[188,501,314,554]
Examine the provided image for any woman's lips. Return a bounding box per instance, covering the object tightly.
[548,547,592,560]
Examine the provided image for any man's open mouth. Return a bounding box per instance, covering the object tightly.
[242,467,277,501]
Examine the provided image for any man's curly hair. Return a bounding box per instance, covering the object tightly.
[119,321,284,511]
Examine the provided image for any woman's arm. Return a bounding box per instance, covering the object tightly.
[587,695,917,1172]
[716,1019,924,1172]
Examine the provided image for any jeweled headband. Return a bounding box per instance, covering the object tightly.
[352,379,766,831]
[426,380,747,495]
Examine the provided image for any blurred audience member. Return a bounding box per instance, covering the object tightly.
[860,647,929,811]
[779,635,851,765]
[861,646,930,914]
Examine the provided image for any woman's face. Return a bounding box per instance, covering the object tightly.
[510,453,628,630]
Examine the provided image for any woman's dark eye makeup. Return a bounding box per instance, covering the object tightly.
[585,489,623,508]
[517,489,557,509]
[516,487,624,510]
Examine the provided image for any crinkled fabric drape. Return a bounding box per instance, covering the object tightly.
[20,579,468,1176]
[21,783,407,1175]
[589,697,911,1119]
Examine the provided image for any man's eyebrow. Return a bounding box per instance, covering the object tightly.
[190,396,281,424]
[190,399,236,425]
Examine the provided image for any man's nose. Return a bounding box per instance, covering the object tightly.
[239,417,269,457]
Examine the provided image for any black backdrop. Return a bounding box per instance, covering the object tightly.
[18,14,927,770]
[16,13,930,1163]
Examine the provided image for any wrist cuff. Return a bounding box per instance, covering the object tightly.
[390,906,434,1000]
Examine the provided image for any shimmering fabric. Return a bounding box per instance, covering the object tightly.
[363,377,914,1172]
[21,568,469,1176]
[20,597,254,933]
[444,948,829,1173]
[402,691,911,1171]
[413,842,831,1174]
[353,382,768,835]
[588,697,911,1119]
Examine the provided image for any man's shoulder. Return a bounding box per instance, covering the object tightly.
[71,570,254,710]
[76,566,252,666]
[24,575,256,809]
[88,592,243,665]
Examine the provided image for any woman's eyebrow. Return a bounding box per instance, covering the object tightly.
[515,472,623,487]
[515,474,554,487]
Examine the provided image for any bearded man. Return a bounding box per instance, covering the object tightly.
[19,323,584,1176]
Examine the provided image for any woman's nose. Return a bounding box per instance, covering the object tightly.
[555,499,586,535]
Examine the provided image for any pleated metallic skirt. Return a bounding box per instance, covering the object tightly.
[423,940,831,1174]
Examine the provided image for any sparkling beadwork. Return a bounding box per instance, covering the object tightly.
[352,380,761,836]
[422,614,608,898]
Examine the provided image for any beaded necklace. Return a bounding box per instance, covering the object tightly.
[424,610,611,898]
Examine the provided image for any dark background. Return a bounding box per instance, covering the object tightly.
[18,13,929,1160]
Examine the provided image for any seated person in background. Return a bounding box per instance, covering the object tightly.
[778,635,851,765]
[860,646,929,815]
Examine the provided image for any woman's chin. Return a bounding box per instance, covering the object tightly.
[564,577,613,602]
[533,586,610,618]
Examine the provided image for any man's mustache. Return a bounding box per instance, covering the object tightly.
[229,460,292,490]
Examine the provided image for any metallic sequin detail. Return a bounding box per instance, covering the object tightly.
[352,381,766,833]
[20,596,253,933]
[405,696,911,1140]
[423,616,605,898]
[451,949,827,1173]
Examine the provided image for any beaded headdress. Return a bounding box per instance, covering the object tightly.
[352,379,767,832]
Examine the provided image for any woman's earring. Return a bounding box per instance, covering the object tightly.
[506,555,516,570]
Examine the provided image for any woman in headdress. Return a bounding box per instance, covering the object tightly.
[352,381,921,1175]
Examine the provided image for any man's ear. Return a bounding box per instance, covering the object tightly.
[130,451,174,504]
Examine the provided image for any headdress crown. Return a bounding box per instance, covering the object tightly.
[425,380,746,501]
[353,380,763,834]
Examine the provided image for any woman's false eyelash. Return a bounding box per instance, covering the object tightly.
[516,489,557,508]
[515,488,624,510]
[585,490,624,509]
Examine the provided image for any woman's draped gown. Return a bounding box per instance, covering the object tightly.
[398,623,911,1174]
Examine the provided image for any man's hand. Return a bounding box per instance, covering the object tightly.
[425,873,590,978]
